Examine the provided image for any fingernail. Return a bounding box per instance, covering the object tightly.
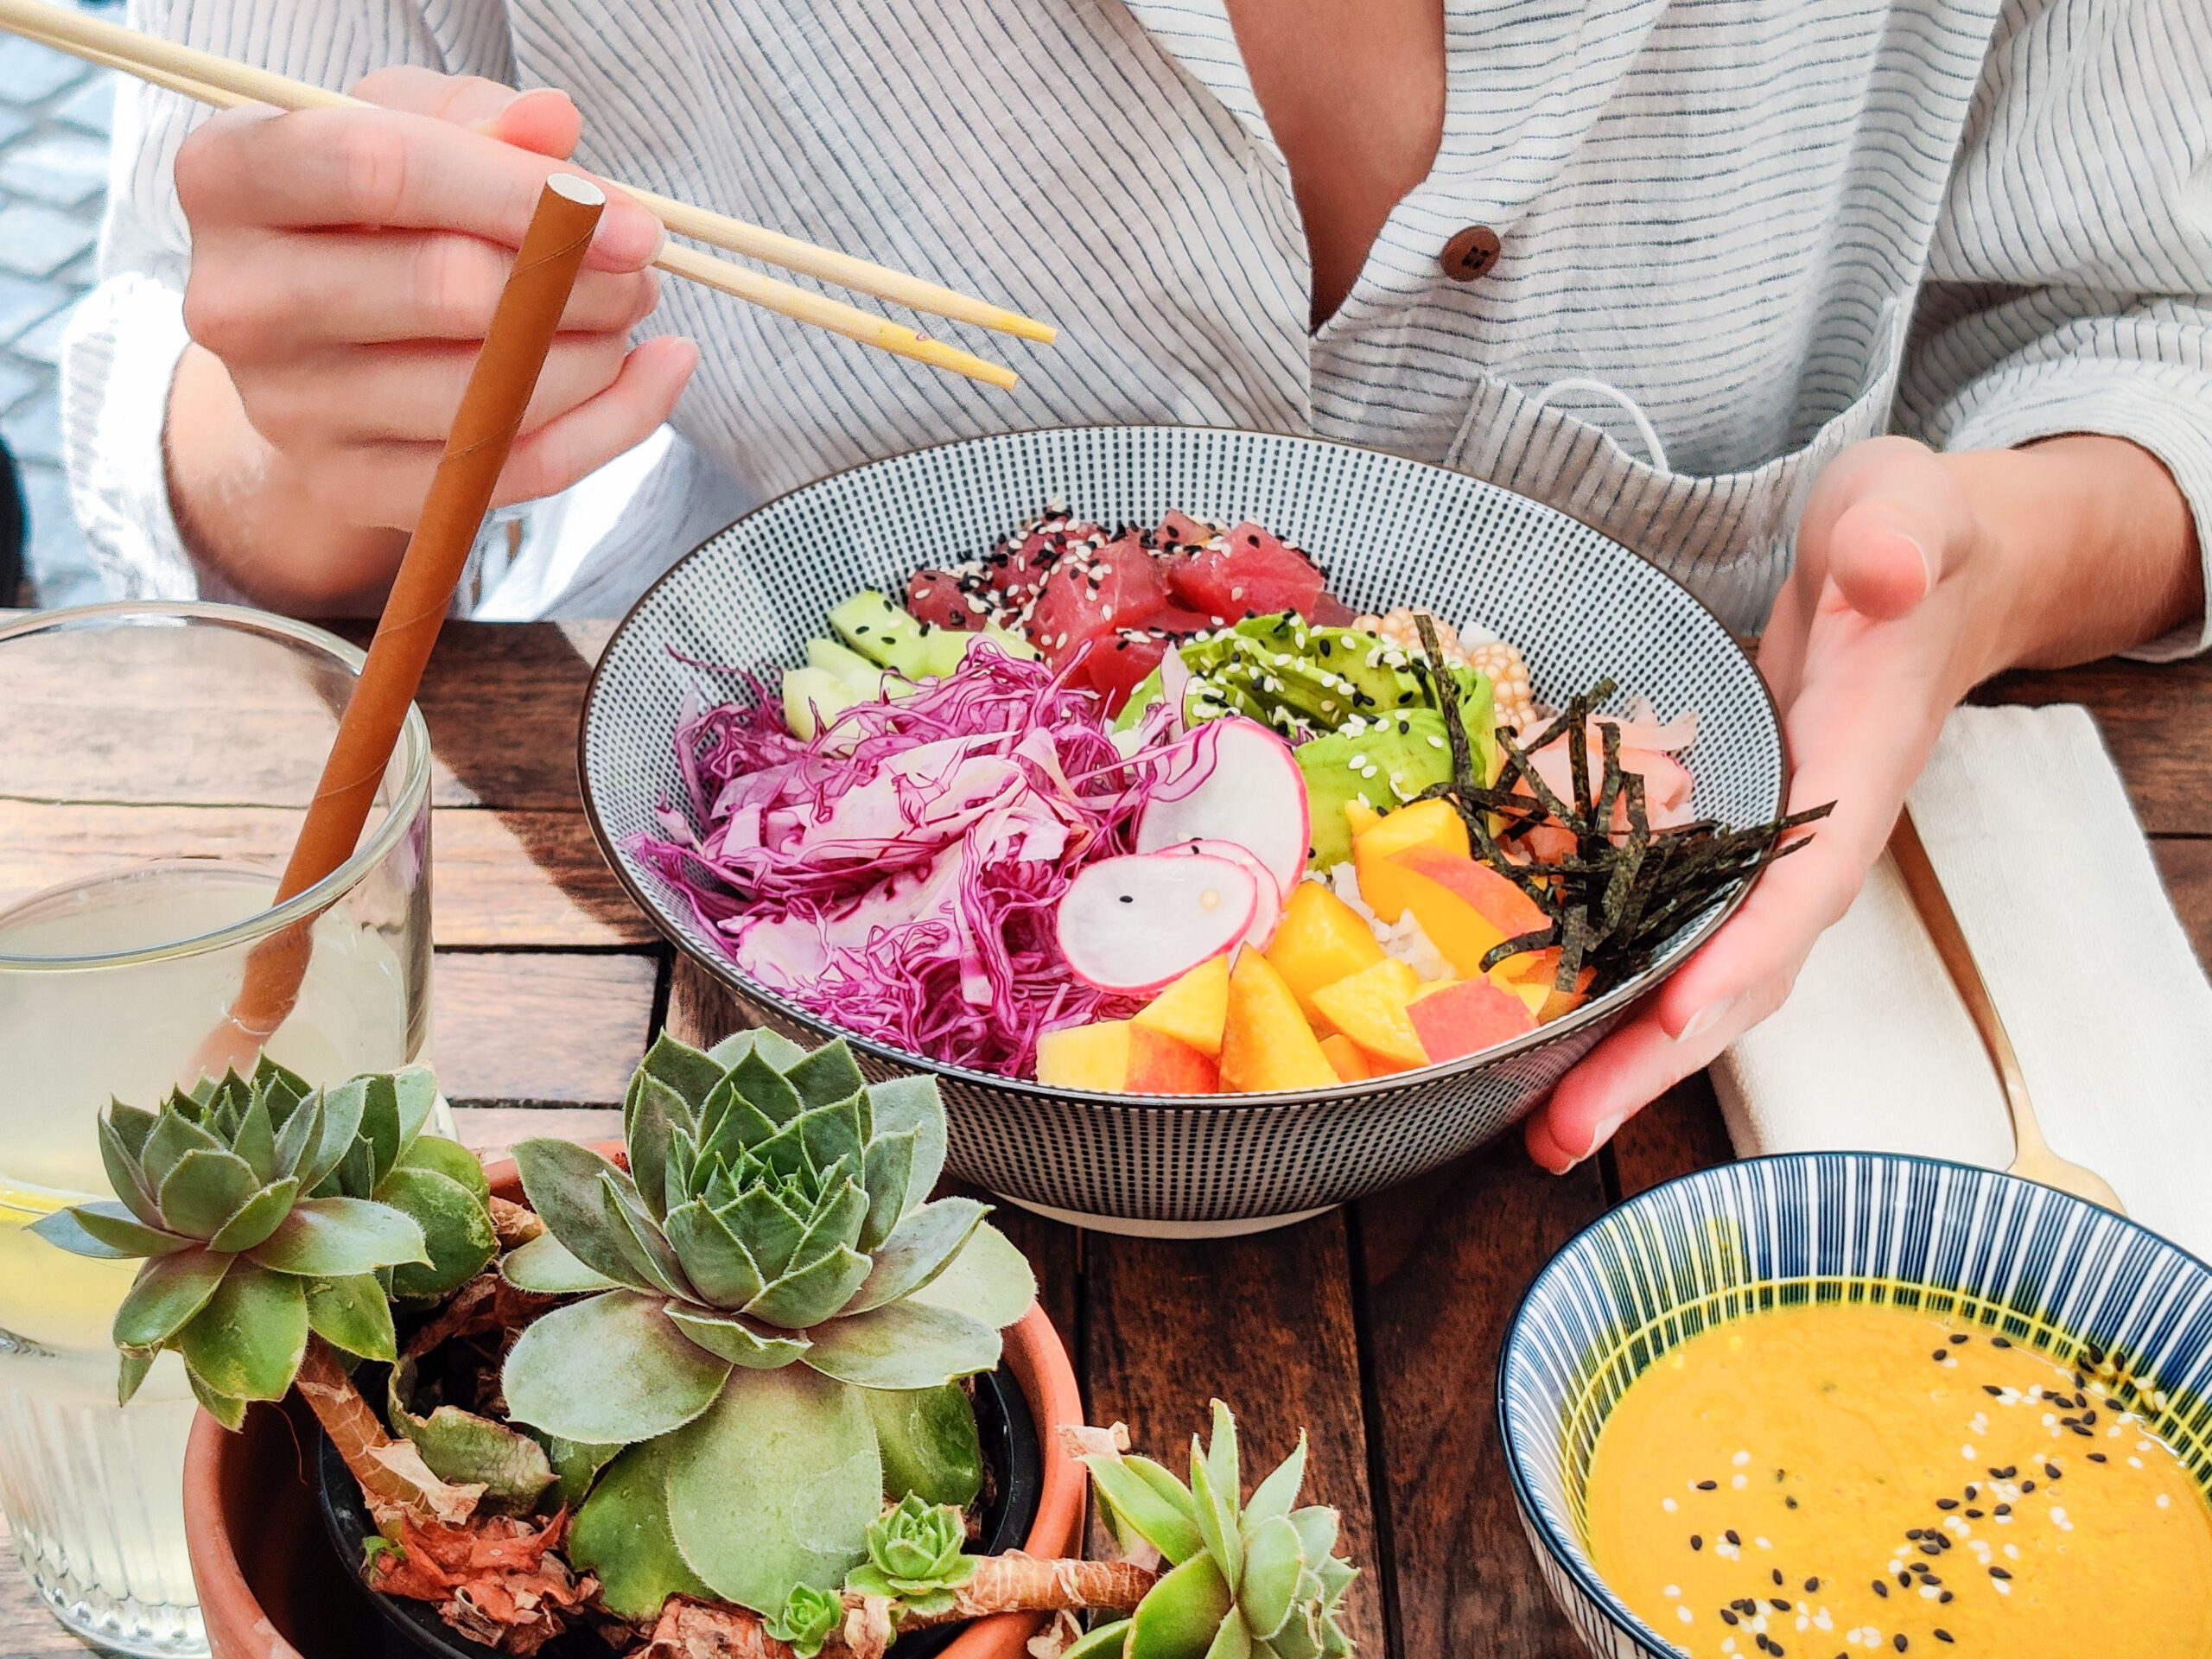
[1578,1109,1630,1162]
[1674,995,1737,1045]
[1901,531,1936,595]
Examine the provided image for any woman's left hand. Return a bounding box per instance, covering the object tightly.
[1523,430,2200,1173]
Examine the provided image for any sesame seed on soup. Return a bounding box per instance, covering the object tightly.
[1583,1305,2212,1658]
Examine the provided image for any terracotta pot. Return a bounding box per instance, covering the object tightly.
[184,1146,1089,1659]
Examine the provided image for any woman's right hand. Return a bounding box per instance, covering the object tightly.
[165,67,695,611]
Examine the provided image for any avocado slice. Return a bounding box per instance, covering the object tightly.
[1298,711,1457,868]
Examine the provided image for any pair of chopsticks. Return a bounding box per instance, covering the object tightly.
[0,0,1049,390]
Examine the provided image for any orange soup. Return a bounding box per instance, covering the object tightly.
[1584,1304,2212,1658]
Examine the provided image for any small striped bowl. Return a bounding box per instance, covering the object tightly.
[1498,1153,2212,1657]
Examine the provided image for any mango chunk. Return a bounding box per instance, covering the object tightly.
[1133,954,1231,1058]
[1344,798,1384,842]
[1220,950,1339,1093]
[1266,880,1387,1023]
[1310,957,1429,1069]
[1392,845,1548,940]
[1403,976,1535,1063]
[1355,842,1509,978]
[1037,1019,1218,1094]
[1318,1033,1372,1084]
[1351,798,1470,864]
[1036,1020,1130,1092]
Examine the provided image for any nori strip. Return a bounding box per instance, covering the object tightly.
[1402,649,1834,997]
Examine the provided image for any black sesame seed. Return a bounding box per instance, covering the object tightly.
[2044,1465,2061,1479]
[2088,1452,2107,1463]
[1872,1581,1889,1598]
[1934,1632,1954,1644]
[1932,1349,1949,1362]
[1897,1573,1912,1589]
[1964,1509,1983,1518]
[1939,1591,1954,1605]
[1772,1570,1784,1587]
[1992,1336,2012,1348]
[1698,1480,1719,1491]
[1982,1385,2005,1396]
[1919,1543,1942,1556]
[1922,1575,1941,1586]
[1995,1503,2012,1516]
[1990,1567,2012,1580]
[1936,1498,1959,1510]
[1721,1610,1740,1626]
[1804,1578,1819,1592]
[1905,1529,1924,1541]
[1770,1597,1791,1611]
[1785,1496,1800,1510]
[1949,1333,1969,1344]
[1691,1535,1704,1550]
[1896,1637,1909,1652]
[1726,1529,1742,1546]
[2024,1479,2037,1491]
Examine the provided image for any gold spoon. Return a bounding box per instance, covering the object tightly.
[1888,804,2126,1214]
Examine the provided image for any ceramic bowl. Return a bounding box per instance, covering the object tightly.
[581,425,1783,1234]
[1498,1152,2212,1656]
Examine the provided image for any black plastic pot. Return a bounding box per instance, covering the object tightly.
[317,1363,1046,1659]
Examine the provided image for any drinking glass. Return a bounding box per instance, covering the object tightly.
[0,603,435,1656]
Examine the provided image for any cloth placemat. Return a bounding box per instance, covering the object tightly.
[1712,703,2212,1262]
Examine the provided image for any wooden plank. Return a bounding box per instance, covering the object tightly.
[664,955,757,1049]
[1082,1216,1383,1656]
[1355,1145,1614,1659]
[1607,1072,1734,1199]
[0,1522,86,1659]
[430,951,656,1104]
[333,620,598,812]
[1974,656,2212,836]
[0,804,651,949]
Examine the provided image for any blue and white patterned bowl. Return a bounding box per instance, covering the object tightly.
[582,425,1784,1232]
[1498,1152,2212,1656]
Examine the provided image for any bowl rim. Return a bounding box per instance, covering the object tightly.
[578,421,1789,1110]
[1492,1147,2212,1659]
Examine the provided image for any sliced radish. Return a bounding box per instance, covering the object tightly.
[1151,836,1284,950]
[1135,716,1310,896]
[1056,853,1257,995]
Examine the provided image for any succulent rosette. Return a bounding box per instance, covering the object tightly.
[1082,1403,1357,1659]
[846,1493,978,1614]
[498,1031,1035,1618]
[30,1060,495,1427]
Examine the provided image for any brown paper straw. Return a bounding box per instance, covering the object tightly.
[192,174,606,1082]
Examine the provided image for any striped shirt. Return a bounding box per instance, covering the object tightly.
[60,0,2212,642]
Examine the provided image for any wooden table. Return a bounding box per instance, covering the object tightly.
[6,621,2211,1659]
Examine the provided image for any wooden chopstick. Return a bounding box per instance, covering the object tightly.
[0,0,1045,388]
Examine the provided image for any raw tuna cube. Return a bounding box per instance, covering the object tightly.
[905,569,986,632]
[1166,521,1326,621]
[1086,632,1169,714]
[1031,533,1168,671]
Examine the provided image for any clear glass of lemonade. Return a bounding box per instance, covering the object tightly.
[0,603,435,1657]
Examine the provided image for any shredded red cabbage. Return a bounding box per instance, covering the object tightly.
[629,644,1193,1077]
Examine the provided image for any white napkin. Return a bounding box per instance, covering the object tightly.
[1712,703,2212,1262]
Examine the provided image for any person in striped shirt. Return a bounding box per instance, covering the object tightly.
[60,0,2211,1168]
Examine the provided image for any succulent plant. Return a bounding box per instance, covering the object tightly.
[27,1059,488,1427]
[764,1585,843,1657]
[1083,1402,1357,1659]
[499,1030,1035,1618]
[845,1493,978,1614]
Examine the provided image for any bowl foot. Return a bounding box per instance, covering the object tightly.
[1000,1198,1338,1238]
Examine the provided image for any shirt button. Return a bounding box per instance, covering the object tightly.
[1440,226,1502,282]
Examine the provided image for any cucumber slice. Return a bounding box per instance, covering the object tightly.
[807,637,885,693]
[829,590,938,677]
[914,628,970,680]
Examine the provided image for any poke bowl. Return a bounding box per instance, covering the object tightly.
[580,425,1788,1234]
[1498,1152,2212,1656]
